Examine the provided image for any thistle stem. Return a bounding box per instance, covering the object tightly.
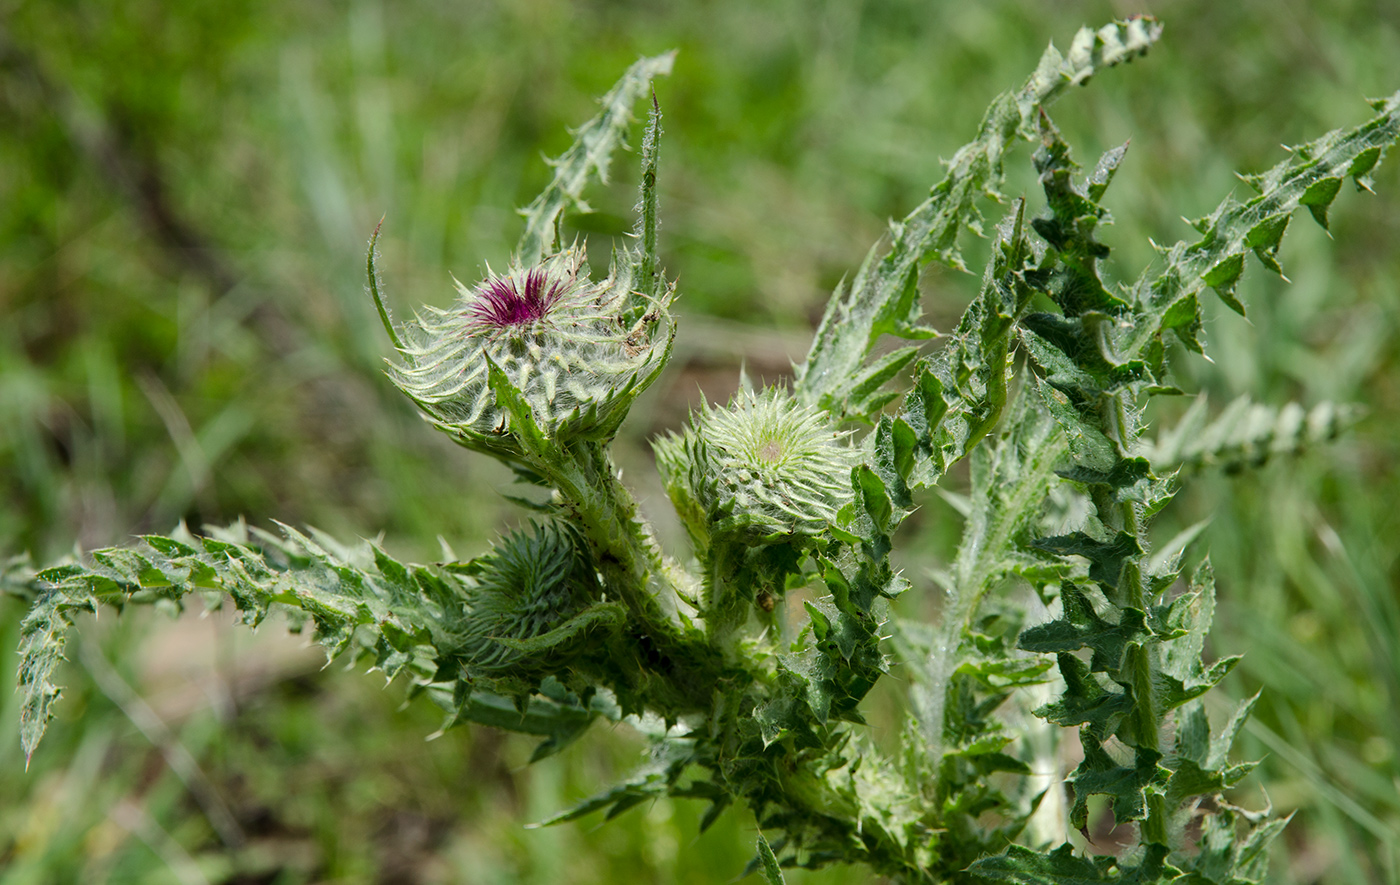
[549,440,718,711]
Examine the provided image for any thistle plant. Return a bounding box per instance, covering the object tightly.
[9,20,1400,884]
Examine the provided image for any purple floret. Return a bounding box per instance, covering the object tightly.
[466,269,566,331]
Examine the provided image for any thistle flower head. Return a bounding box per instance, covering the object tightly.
[464,268,571,332]
[383,247,673,455]
[655,387,854,547]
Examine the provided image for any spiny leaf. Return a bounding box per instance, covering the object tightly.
[1033,652,1134,740]
[1130,90,1400,355]
[17,522,459,761]
[517,52,676,265]
[844,346,921,421]
[628,92,666,305]
[970,842,1180,884]
[905,391,1067,765]
[1142,393,1361,475]
[895,200,1039,490]
[423,689,612,762]
[1019,583,1147,672]
[1163,755,1258,811]
[757,832,787,885]
[16,519,622,762]
[794,19,1161,419]
[1066,734,1167,831]
[533,737,694,826]
[1209,692,1261,771]
[1030,532,1141,592]
[1031,118,1130,318]
[1186,807,1292,885]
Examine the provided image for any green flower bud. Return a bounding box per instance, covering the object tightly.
[458,522,599,673]
[656,388,854,547]
[385,247,672,456]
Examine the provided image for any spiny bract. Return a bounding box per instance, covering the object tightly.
[457,521,598,672]
[386,247,672,454]
[656,387,854,546]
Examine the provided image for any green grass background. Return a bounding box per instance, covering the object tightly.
[2,0,1398,881]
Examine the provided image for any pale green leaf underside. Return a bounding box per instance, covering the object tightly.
[757,832,788,885]
[1142,393,1360,474]
[18,522,468,762]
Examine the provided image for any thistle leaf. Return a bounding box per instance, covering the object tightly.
[1066,736,1168,831]
[1142,394,1361,475]
[517,52,676,266]
[1185,808,1293,885]
[532,737,694,826]
[794,18,1161,419]
[426,689,611,763]
[1129,90,1400,355]
[970,842,1179,884]
[895,200,1039,490]
[629,92,665,304]
[17,523,456,760]
[757,832,787,885]
[1019,583,1147,672]
[16,520,620,762]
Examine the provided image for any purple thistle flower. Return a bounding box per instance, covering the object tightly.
[465,269,568,333]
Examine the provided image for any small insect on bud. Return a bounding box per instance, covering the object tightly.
[655,387,854,547]
[381,248,673,455]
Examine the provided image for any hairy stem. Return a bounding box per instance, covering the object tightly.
[550,441,718,711]
[918,407,1068,757]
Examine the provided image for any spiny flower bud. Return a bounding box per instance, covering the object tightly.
[655,387,854,547]
[459,522,599,673]
[385,247,672,455]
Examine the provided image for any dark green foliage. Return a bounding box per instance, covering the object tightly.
[960,72,1400,885]
[970,843,1178,884]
